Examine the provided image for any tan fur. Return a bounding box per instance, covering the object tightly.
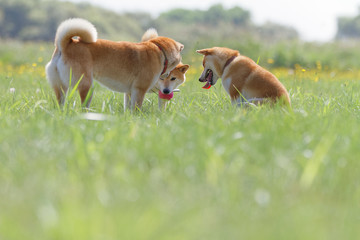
[46,18,184,111]
[152,63,189,110]
[153,63,189,93]
[197,47,290,106]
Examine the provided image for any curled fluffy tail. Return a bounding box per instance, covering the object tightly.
[141,28,158,42]
[55,18,97,52]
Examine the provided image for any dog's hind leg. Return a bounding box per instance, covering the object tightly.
[78,76,94,108]
[46,58,68,106]
[53,84,68,106]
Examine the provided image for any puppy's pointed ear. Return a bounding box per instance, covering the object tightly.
[178,64,190,74]
[196,49,213,56]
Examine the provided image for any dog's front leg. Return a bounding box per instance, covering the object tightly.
[234,97,255,108]
[130,88,146,111]
[158,97,168,111]
[124,93,131,111]
[247,98,266,106]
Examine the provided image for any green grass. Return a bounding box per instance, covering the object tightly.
[1,43,360,240]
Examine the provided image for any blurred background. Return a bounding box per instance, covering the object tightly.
[1,0,360,69]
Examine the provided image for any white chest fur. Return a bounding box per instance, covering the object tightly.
[222,77,232,95]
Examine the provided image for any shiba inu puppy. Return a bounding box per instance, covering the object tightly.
[46,18,184,111]
[197,47,290,106]
[149,63,189,110]
[141,28,189,110]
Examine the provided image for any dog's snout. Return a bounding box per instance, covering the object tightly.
[163,88,171,94]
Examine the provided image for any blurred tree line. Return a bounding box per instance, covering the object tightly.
[155,4,298,49]
[0,0,298,44]
[337,7,360,39]
[0,0,151,41]
[2,0,360,69]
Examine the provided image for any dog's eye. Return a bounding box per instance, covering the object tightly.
[170,77,176,81]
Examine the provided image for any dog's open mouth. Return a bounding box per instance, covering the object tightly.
[202,69,213,89]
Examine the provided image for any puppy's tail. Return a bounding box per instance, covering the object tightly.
[141,28,158,42]
[55,18,97,52]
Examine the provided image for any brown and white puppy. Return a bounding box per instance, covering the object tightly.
[46,18,184,111]
[141,28,189,110]
[197,47,290,106]
[152,63,189,110]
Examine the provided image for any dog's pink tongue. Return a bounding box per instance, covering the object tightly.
[202,82,212,89]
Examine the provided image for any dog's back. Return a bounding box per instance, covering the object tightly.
[228,56,290,105]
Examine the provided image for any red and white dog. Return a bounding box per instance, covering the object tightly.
[46,18,184,111]
[197,47,290,106]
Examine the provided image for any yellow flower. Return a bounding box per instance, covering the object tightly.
[316,61,322,71]
[267,58,274,64]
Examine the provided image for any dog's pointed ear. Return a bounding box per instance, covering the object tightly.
[178,64,190,74]
[196,49,213,56]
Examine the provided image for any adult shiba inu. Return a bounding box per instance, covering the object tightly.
[197,47,290,106]
[45,18,184,111]
[141,28,189,110]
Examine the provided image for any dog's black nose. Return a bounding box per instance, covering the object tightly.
[163,88,171,94]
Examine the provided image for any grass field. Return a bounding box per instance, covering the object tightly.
[1,42,360,240]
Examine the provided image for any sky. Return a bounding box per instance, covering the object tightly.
[70,0,360,42]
